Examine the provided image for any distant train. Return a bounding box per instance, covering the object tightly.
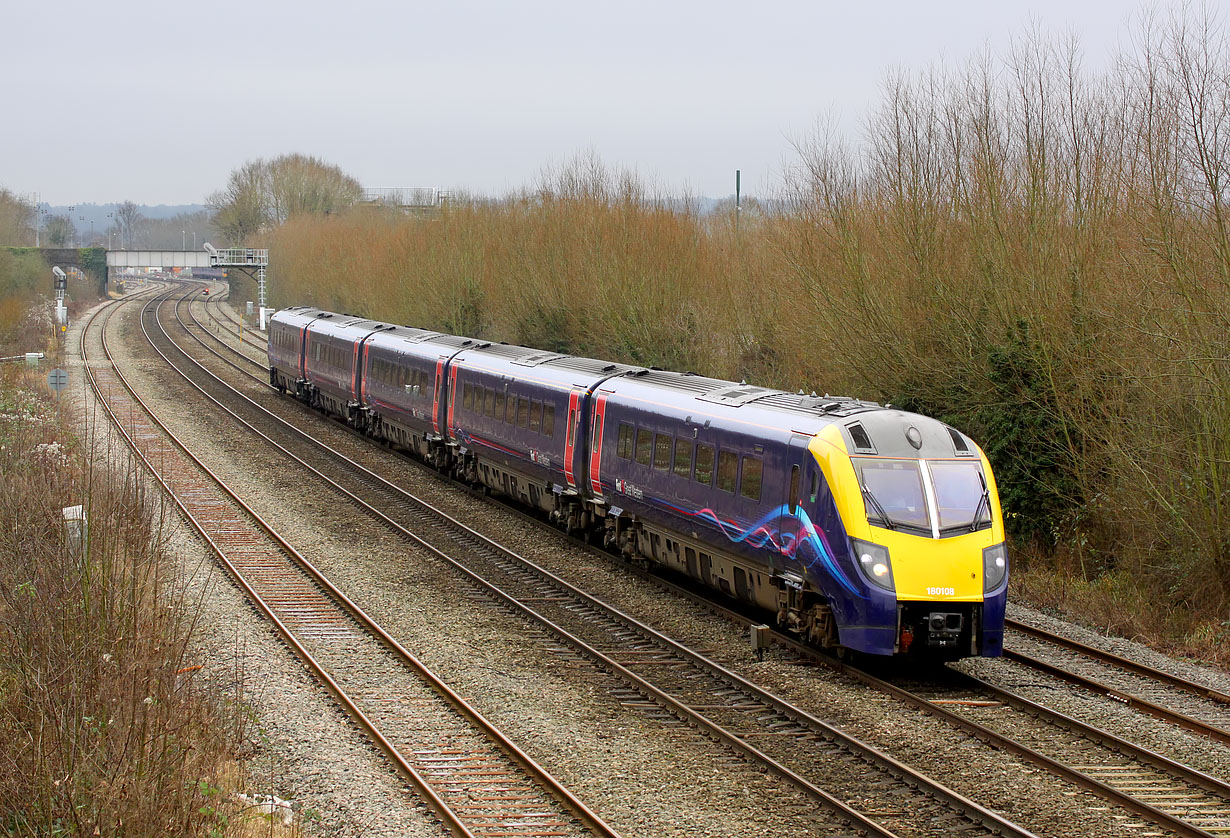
[268,307,1007,659]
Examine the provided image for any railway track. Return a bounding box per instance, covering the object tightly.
[84,288,620,838]
[181,285,1230,836]
[154,286,1037,837]
[1002,619,1230,745]
[201,285,267,355]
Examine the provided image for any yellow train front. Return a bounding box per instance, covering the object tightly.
[806,411,1007,658]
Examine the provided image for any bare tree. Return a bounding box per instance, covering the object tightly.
[114,201,145,249]
[208,154,362,243]
[43,215,75,247]
[0,189,35,246]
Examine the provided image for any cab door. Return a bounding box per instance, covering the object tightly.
[777,433,815,574]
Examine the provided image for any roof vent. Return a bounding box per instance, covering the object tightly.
[947,426,974,456]
[847,422,877,454]
[699,384,775,406]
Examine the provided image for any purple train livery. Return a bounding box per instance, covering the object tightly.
[269,306,1007,659]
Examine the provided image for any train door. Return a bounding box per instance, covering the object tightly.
[777,434,815,573]
[350,337,363,402]
[446,365,459,440]
[431,358,446,435]
[588,393,608,497]
[563,389,581,490]
[298,325,311,379]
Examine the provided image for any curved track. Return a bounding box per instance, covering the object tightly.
[160,286,1037,838]
[82,287,620,838]
[183,284,1230,837]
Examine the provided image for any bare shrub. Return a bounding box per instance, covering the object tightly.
[0,372,243,834]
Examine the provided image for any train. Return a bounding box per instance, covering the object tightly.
[268,306,1008,659]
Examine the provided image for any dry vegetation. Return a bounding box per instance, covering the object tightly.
[234,12,1230,661]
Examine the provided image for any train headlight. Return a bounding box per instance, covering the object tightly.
[983,543,1008,592]
[851,538,894,593]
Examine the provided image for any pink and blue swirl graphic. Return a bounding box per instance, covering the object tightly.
[683,503,862,597]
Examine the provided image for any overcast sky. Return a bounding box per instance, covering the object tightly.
[1,0,1181,206]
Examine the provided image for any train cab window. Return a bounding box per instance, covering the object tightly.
[739,456,763,502]
[495,390,506,420]
[617,423,634,459]
[635,429,653,466]
[695,444,714,485]
[673,439,692,478]
[530,400,542,432]
[717,450,738,493]
[517,397,530,428]
[543,404,555,437]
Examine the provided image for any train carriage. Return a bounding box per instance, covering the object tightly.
[361,328,475,463]
[301,312,383,418]
[268,306,326,393]
[589,370,1008,657]
[444,343,637,519]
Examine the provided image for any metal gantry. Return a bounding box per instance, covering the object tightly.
[204,244,271,325]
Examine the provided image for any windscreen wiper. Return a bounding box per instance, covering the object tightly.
[968,489,990,532]
[861,486,896,531]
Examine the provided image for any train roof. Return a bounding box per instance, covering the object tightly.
[453,341,642,391]
[600,369,975,459]
[366,327,484,356]
[608,367,880,419]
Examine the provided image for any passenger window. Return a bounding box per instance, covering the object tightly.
[653,434,671,470]
[485,388,496,418]
[717,450,737,493]
[673,439,692,478]
[695,444,714,484]
[617,423,634,459]
[740,457,763,501]
[517,397,529,428]
[506,392,517,424]
[635,429,653,466]
[809,471,818,503]
[463,383,474,411]
[543,404,555,437]
[528,400,541,431]
[494,390,506,421]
